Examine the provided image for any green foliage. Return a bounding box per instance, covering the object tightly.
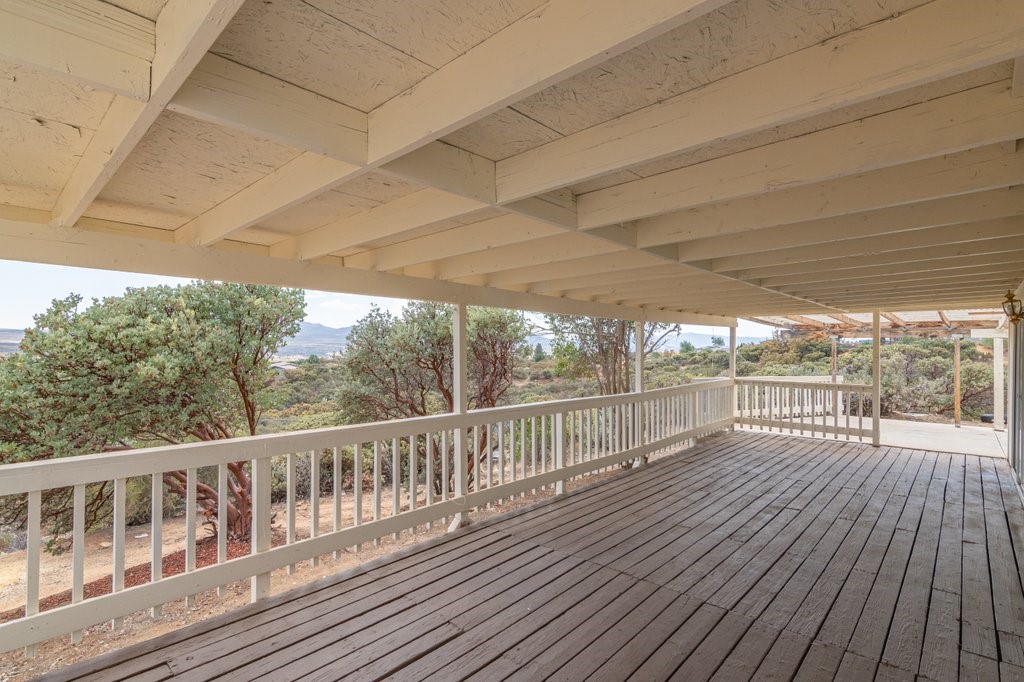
[337,302,529,422]
[533,342,547,362]
[543,316,679,395]
[678,340,696,354]
[0,282,305,542]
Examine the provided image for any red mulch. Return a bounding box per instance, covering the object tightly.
[0,534,264,624]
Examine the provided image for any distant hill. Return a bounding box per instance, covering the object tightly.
[0,328,23,355]
[276,322,351,359]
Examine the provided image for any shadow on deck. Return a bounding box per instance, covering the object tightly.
[46,431,1024,681]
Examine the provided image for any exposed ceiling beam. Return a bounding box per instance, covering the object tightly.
[482,252,677,288]
[672,185,1024,263]
[828,314,862,327]
[783,271,1024,297]
[418,233,626,281]
[882,312,906,327]
[174,154,364,247]
[786,315,827,328]
[758,253,1024,288]
[708,216,1024,273]
[168,56,508,247]
[0,0,155,100]
[1014,57,1024,97]
[819,283,1009,304]
[170,57,499,204]
[764,295,1001,314]
[270,189,488,261]
[579,80,1024,228]
[495,0,1024,203]
[527,264,699,295]
[608,290,823,308]
[647,145,1024,251]
[342,214,564,272]
[0,213,734,327]
[49,0,246,228]
[559,273,754,299]
[366,0,731,164]
[734,237,1024,281]
[169,54,367,165]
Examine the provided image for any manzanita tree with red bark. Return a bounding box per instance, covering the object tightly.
[0,282,304,544]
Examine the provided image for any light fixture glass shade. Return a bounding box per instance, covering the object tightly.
[1003,290,1024,322]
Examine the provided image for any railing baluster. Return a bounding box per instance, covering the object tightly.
[509,419,517,488]
[310,450,320,567]
[845,391,851,441]
[112,477,126,629]
[442,430,449,510]
[391,437,400,540]
[498,421,506,497]
[71,484,85,642]
[470,425,479,508]
[333,446,342,559]
[286,452,296,574]
[217,463,228,596]
[373,441,382,547]
[151,474,162,618]
[354,443,363,552]
[541,416,547,489]
[485,423,492,495]
[520,417,527,496]
[185,468,197,608]
[426,435,434,530]
[250,456,272,602]
[408,434,416,521]
[25,489,40,658]
[555,412,565,495]
[531,416,538,492]
[859,393,865,441]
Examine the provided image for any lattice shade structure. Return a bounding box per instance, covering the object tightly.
[751,310,1009,338]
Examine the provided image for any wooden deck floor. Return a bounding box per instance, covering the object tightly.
[47,431,1024,681]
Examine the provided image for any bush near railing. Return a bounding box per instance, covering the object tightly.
[0,380,734,654]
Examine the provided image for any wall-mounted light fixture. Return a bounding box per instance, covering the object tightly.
[1003,290,1024,324]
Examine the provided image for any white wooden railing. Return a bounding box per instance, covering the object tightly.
[0,379,734,653]
[735,377,874,442]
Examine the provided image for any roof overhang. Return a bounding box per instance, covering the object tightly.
[2,0,1024,323]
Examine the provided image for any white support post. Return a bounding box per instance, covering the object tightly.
[995,336,1006,432]
[634,320,646,465]
[872,310,882,447]
[729,326,738,428]
[449,303,470,531]
[1010,322,1019,471]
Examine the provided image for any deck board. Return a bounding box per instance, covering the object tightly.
[45,431,1024,681]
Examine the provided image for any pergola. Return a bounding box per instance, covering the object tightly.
[2,0,1024,678]
[753,310,1011,429]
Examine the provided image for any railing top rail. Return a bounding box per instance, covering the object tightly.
[0,379,733,495]
[735,377,872,391]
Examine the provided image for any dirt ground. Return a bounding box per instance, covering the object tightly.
[0,469,624,681]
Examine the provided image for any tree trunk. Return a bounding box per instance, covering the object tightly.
[162,460,253,538]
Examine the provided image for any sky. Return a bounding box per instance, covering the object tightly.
[0,260,773,338]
